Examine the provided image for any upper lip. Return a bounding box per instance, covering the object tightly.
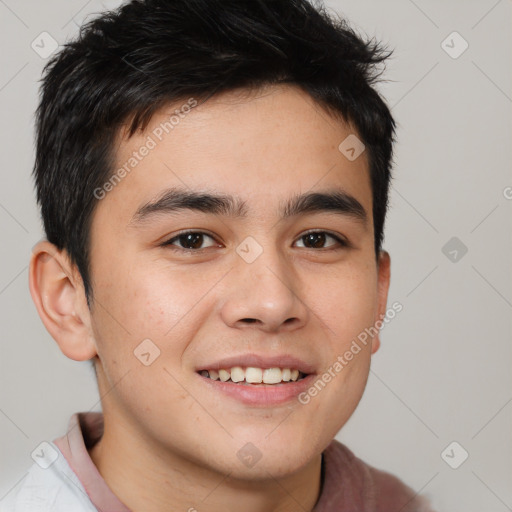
[196,353,316,375]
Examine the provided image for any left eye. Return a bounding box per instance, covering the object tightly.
[161,230,347,251]
[295,231,346,250]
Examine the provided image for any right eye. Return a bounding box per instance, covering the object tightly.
[160,231,221,251]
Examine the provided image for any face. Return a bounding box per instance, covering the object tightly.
[84,84,390,478]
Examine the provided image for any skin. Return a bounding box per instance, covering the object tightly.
[29,83,391,512]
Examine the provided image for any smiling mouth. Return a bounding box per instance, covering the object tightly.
[197,367,309,385]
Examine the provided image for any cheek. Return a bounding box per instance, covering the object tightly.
[312,262,378,347]
[305,263,376,415]
[299,272,376,437]
[88,261,199,419]
[90,254,223,363]
[94,254,171,326]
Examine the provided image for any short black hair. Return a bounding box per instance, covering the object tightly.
[33,0,395,307]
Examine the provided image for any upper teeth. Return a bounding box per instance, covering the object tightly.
[200,367,302,384]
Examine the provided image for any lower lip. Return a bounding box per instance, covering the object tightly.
[197,373,316,406]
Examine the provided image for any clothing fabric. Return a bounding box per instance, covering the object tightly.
[1,412,435,512]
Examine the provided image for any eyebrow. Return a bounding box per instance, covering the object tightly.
[129,186,368,227]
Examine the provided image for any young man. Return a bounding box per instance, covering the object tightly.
[2,0,435,510]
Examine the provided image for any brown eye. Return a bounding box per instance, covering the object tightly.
[295,231,347,250]
[162,231,218,250]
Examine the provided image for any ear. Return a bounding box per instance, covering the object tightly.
[370,250,391,355]
[29,240,97,361]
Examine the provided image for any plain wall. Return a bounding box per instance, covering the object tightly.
[0,1,510,511]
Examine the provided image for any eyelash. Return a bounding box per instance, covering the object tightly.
[160,230,349,252]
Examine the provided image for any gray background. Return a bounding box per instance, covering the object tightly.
[0,1,510,510]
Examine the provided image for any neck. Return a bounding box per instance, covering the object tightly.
[89,409,323,512]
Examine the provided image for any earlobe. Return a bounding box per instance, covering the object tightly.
[371,250,391,355]
[29,240,97,361]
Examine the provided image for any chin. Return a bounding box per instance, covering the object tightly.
[206,427,324,481]
[224,451,318,482]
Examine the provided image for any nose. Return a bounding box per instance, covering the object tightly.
[219,241,309,333]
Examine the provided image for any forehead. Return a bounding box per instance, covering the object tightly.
[102,84,372,224]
